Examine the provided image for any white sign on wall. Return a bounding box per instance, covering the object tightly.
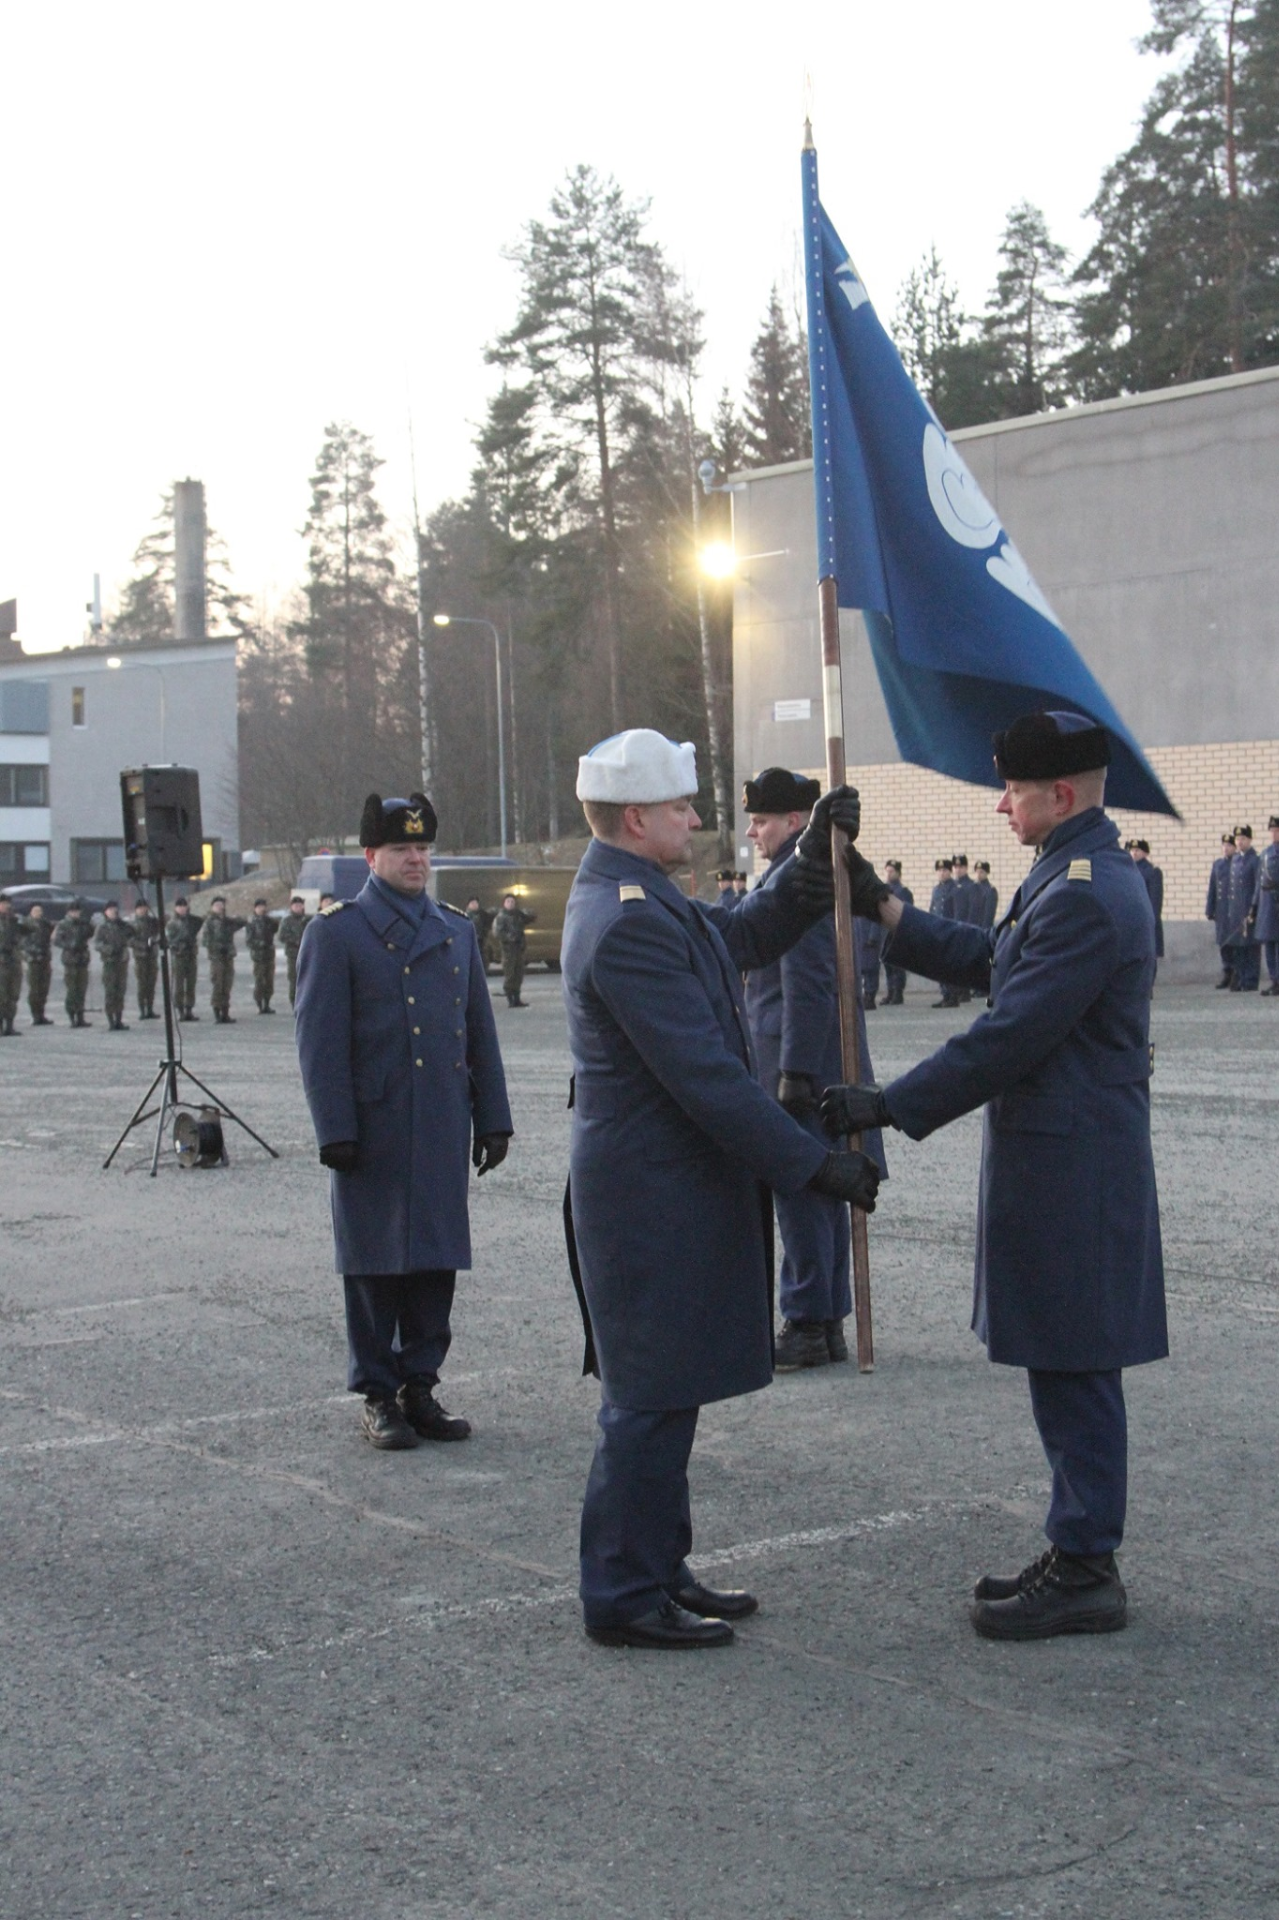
[772,698,812,723]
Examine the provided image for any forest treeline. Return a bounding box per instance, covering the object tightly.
[105,2,1279,864]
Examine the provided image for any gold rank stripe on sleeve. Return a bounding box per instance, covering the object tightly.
[440,900,469,917]
[1067,859,1093,883]
[618,884,646,902]
[319,900,347,915]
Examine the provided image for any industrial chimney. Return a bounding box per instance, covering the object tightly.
[173,479,208,643]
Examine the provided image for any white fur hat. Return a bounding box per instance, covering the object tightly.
[576,729,698,804]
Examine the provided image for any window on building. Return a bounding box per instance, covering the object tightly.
[0,843,51,880]
[0,764,49,806]
[71,686,85,727]
[71,839,126,884]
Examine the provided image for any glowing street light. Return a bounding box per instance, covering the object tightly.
[698,541,737,580]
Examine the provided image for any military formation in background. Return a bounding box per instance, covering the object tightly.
[922,854,998,1008]
[1206,821,1279,994]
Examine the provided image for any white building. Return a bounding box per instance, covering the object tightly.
[0,639,240,889]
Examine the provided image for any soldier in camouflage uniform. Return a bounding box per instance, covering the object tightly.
[244,898,277,1013]
[20,903,54,1024]
[201,895,247,1023]
[95,902,133,1030]
[129,901,162,1019]
[276,895,311,1008]
[0,897,22,1036]
[53,902,94,1026]
[493,893,535,1009]
[167,896,203,1019]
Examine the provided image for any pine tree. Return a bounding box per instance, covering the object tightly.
[741,287,810,464]
[490,165,665,730]
[892,249,1005,428]
[982,203,1073,415]
[1071,2,1279,395]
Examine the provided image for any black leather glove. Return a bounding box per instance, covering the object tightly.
[795,785,861,867]
[845,844,891,920]
[319,1139,359,1174]
[777,1072,818,1118]
[809,1150,880,1211]
[473,1132,511,1176]
[821,1083,895,1137]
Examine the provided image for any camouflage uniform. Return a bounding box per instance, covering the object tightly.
[20,911,53,1024]
[201,907,247,1022]
[276,903,311,1007]
[0,904,22,1035]
[167,905,203,1018]
[129,907,162,1018]
[54,910,94,1026]
[493,903,535,1007]
[244,906,278,1012]
[95,910,134,1029]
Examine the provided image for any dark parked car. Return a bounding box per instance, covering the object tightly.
[0,884,112,923]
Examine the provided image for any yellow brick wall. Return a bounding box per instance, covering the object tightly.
[769,742,1279,921]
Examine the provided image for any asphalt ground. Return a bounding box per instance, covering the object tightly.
[1,962,1277,1919]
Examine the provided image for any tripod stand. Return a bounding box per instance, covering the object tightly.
[103,871,279,1176]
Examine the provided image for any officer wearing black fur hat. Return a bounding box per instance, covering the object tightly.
[741,766,886,1369]
[828,710,1166,1641]
[295,791,513,1451]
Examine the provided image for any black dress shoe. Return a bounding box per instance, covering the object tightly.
[398,1379,471,1441]
[971,1546,1126,1640]
[825,1318,849,1363]
[674,1580,758,1619]
[973,1547,1052,1601]
[586,1601,734,1649]
[360,1395,419,1450]
[774,1319,830,1371]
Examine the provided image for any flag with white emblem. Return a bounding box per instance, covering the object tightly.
[801,137,1176,816]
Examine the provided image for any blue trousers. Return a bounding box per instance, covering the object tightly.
[342,1269,455,1398]
[580,1402,699,1628]
[1027,1368,1127,1556]
[776,1182,853,1324]
[860,962,880,1005]
[883,963,906,1002]
[1231,943,1261,990]
[1264,939,1279,985]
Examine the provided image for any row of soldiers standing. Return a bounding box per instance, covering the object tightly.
[0,893,315,1032]
[1206,819,1279,993]
[922,854,999,1009]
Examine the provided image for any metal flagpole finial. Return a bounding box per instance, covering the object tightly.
[803,116,815,151]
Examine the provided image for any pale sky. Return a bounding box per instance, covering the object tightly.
[4,0,1165,655]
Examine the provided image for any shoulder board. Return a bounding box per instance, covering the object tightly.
[319,900,347,916]
[1067,859,1092,883]
[440,900,469,918]
[619,884,646,902]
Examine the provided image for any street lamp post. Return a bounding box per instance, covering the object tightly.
[432,615,507,859]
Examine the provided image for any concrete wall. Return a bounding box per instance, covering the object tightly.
[729,367,1279,975]
[0,640,239,883]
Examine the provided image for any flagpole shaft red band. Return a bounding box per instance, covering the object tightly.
[819,574,874,1371]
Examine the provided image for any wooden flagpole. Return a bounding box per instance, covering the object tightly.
[804,121,873,1370]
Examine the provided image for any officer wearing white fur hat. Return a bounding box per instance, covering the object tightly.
[562,728,879,1651]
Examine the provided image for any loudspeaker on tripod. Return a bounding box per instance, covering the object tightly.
[121,766,204,880]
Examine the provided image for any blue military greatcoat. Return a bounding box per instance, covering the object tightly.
[1254,840,1279,944]
[295,879,512,1275]
[1226,845,1261,949]
[1135,859,1164,957]
[882,809,1167,1373]
[562,838,828,1412]
[1206,853,1233,948]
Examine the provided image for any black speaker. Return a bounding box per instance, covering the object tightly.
[120,766,204,880]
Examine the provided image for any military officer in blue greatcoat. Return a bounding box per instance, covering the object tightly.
[1257,815,1279,995]
[1205,833,1236,987]
[1225,826,1261,991]
[881,862,913,1004]
[741,766,886,1370]
[563,730,879,1650]
[295,791,513,1451]
[825,711,1166,1641]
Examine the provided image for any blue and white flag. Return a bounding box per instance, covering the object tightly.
[801,140,1176,816]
